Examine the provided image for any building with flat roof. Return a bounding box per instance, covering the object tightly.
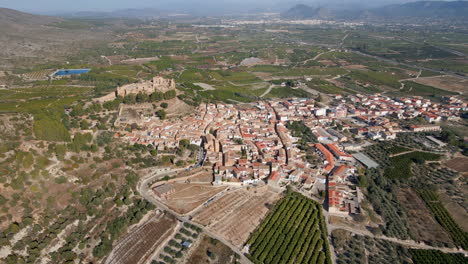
[352,152,379,169]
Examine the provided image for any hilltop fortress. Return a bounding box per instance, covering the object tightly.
[96,76,176,102]
[116,76,176,97]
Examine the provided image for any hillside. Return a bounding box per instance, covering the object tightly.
[0,8,112,70]
[0,8,62,27]
[281,1,468,21]
[372,1,468,19]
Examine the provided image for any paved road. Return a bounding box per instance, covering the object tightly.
[137,170,253,264]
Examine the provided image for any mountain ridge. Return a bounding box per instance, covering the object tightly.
[281,1,468,20]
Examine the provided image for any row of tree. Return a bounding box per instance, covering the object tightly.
[247,192,331,264]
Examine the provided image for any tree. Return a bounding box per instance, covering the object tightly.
[164,90,176,100]
[316,94,323,102]
[80,120,90,130]
[179,139,190,149]
[0,194,8,205]
[123,94,136,104]
[150,92,164,102]
[136,92,149,103]
[156,109,167,120]
[161,102,169,108]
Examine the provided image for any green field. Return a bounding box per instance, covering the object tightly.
[247,191,332,264]
[385,152,441,179]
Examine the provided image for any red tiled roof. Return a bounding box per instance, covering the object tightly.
[315,144,335,172]
[327,143,352,158]
[269,171,280,181]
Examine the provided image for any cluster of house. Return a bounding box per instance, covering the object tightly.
[325,94,466,141]
[116,94,465,216]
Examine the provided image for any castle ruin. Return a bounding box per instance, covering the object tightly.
[115,76,176,97]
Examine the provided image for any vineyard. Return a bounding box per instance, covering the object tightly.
[246,191,332,264]
[410,249,468,264]
[418,190,468,249]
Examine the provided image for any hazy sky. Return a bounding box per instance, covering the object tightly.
[0,0,450,13]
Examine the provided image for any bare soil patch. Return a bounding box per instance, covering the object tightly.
[188,172,213,183]
[397,188,453,245]
[164,183,226,215]
[165,98,193,117]
[344,64,367,70]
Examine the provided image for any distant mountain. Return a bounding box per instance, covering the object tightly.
[372,1,468,19]
[281,1,468,21]
[281,4,334,20]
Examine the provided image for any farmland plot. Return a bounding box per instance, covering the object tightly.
[104,212,176,264]
[193,187,281,247]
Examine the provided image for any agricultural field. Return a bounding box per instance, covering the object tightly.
[417,190,468,249]
[400,81,458,97]
[305,79,347,95]
[411,164,468,228]
[415,58,468,76]
[246,191,332,264]
[104,212,176,264]
[396,188,453,247]
[384,151,441,179]
[192,187,281,248]
[445,157,468,174]
[412,75,468,96]
[22,70,55,80]
[161,183,227,215]
[409,249,468,264]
